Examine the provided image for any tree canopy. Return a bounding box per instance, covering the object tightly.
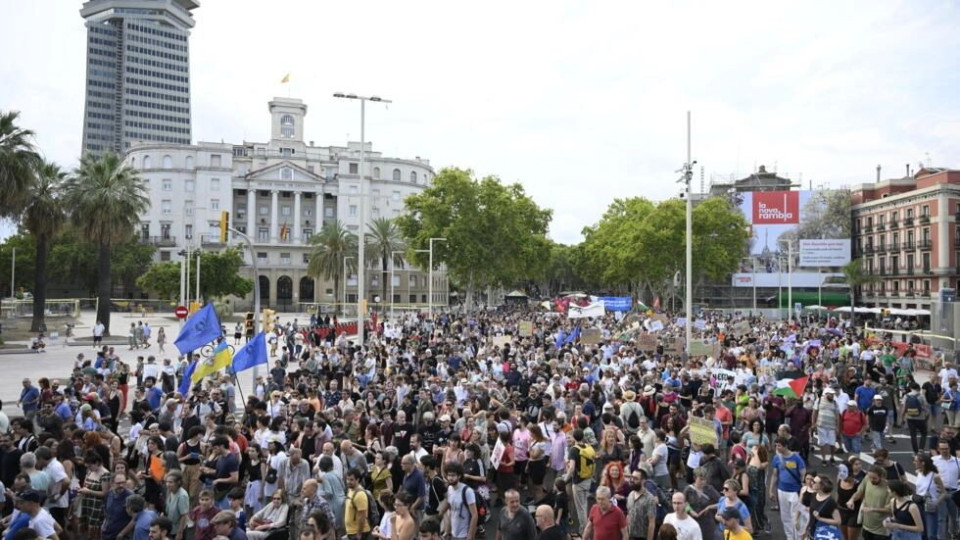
[396,168,553,303]
[136,248,253,301]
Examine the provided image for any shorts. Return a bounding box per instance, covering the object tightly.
[817,427,837,446]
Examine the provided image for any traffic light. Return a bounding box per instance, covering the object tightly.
[219,211,230,243]
[262,308,276,333]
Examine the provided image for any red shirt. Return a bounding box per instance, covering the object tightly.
[715,407,734,439]
[498,445,515,474]
[840,409,867,436]
[588,503,626,540]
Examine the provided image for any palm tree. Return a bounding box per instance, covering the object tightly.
[63,152,149,335]
[0,111,39,218]
[365,217,406,310]
[307,221,357,315]
[22,160,67,332]
[841,258,878,326]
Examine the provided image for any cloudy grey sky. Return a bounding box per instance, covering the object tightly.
[2,0,960,244]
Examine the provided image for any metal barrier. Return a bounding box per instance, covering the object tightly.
[1,299,80,319]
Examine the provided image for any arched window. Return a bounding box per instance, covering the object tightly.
[185,155,194,169]
[373,167,380,179]
[392,168,401,181]
[130,157,136,168]
[281,167,293,180]
[162,155,173,169]
[142,155,151,169]
[280,114,295,138]
[410,171,418,183]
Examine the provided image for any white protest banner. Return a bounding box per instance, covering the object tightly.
[568,301,605,319]
[490,438,505,469]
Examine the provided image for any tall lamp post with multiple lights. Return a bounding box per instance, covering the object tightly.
[428,237,446,319]
[333,92,391,346]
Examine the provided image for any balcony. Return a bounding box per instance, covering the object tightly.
[904,241,915,250]
[140,235,176,247]
[905,290,915,297]
[887,242,899,251]
[923,266,932,274]
[889,220,899,229]
[920,215,931,224]
[919,240,932,250]
[864,245,876,254]
[862,225,874,233]
[904,217,914,226]
[889,268,900,276]
[200,234,225,246]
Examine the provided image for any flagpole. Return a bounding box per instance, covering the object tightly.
[229,227,262,388]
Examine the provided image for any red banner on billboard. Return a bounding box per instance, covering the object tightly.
[752,191,800,225]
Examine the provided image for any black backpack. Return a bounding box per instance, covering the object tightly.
[349,489,380,530]
[627,406,641,429]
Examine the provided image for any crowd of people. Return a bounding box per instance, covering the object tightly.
[0,307,959,540]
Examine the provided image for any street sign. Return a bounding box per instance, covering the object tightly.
[175,305,188,319]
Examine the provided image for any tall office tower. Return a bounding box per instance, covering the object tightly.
[80,0,198,156]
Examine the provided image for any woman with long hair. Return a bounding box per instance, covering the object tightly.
[810,476,843,539]
[263,439,286,500]
[742,419,769,449]
[913,452,944,540]
[106,379,123,434]
[244,445,265,515]
[747,442,770,533]
[885,480,924,540]
[796,472,817,539]
[141,435,167,512]
[78,450,111,540]
[526,424,550,502]
[600,461,630,512]
[664,416,684,491]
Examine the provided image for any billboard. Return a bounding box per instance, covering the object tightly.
[733,190,851,287]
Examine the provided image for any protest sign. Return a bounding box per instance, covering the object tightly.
[689,416,718,446]
[581,328,602,344]
[518,321,533,337]
[638,333,657,352]
[492,335,511,348]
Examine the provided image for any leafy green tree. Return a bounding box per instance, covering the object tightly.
[63,153,149,334]
[136,262,181,300]
[22,161,67,331]
[307,221,357,314]
[0,111,39,218]
[47,228,155,296]
[0,232,36,296]
[365,217,405,308]
[397,168,552,307]
[137,248,253,301]
[841,258,878,324]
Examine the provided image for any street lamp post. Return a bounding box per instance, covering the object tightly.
[343,256,354,317]
[679,111,694,352]
[428,237,446,319]
[390,250,406,320]
[333,92,391,347]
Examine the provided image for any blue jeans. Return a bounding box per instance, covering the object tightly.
[871,430,884,451]
[924,509,938,540]
[842,434,861,454]
[939,496,958,538]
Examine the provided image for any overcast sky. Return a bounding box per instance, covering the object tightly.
[2,0,960,244]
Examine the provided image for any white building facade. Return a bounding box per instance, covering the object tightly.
[127,97,447,312]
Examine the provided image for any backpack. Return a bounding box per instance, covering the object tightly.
[626,406,641,429]
[349,489,380,530]
[905,394,924,418]
[575,444,596,480]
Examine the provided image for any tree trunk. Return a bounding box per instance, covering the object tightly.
[382,256,388,312]
[30,234,48,333]
[97,243,112,335]
[334,275,341,316]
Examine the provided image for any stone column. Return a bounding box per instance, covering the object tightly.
[247,189,256,239]
[293,191,302,244]
[315,190,324,229]
[270,190,279,242]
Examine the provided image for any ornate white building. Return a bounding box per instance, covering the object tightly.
[127,96,446,312]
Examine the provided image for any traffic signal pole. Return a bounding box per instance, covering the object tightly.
[227,225,262,386]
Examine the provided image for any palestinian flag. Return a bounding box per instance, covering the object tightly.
[773,375,808,399]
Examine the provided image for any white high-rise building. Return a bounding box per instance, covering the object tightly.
[80,0,197,156]
[127,97,446,312]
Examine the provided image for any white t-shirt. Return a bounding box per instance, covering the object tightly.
[446,483,477,538]
[44,458,69,508]
[663,513,703,540]
[939,368,958,388]
[29,508,57,538]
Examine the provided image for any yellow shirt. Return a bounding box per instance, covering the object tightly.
[345,488,371,535]
[724,528,753,540]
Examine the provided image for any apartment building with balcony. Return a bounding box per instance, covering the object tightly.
[851,167,960,309]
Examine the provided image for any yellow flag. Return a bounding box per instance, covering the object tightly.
[281,73,291,84]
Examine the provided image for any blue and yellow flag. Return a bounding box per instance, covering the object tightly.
[192,340,232,383]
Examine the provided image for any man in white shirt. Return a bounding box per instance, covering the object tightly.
[933,440,960,537]
[663,492,702,540]
[940,362,959,388]
[36,446,70,527]
[19,489,57,538]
